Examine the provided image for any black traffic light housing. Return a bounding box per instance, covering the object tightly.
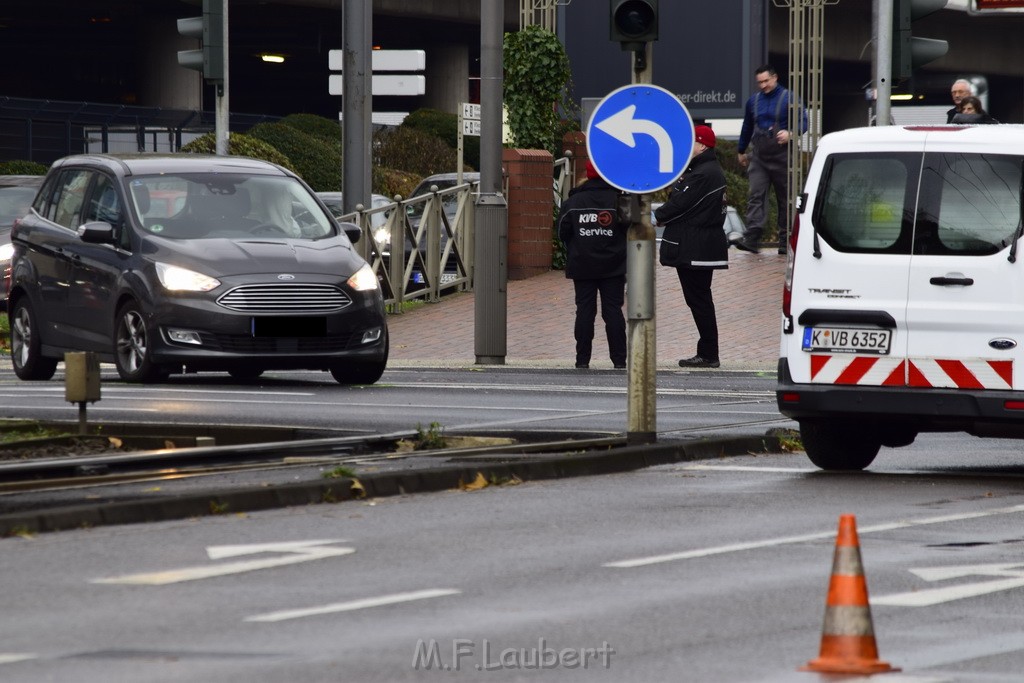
[177,0,224,83]
[610,0,658,52]
[892,0,949,80]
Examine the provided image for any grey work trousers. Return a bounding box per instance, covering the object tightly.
[745,149,789,247]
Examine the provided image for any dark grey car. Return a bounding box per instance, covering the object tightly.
[8,154,388,384]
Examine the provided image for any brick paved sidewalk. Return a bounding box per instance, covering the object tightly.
[387,249,786,371]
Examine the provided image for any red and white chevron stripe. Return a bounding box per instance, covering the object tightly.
[809,355,1013,390]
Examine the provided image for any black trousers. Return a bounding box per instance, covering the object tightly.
[573,275,626,365]
[746,149,789,245]
[676,268,718,361]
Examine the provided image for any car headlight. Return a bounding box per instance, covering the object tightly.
[0,242,14,264]
[347,262,379,291]
[155,262,221,292]
[372,226,391,246]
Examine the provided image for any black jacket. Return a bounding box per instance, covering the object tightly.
[654,148,728,270]
[557,177,627,280]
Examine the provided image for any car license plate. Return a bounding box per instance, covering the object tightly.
[252,316,326,338]
[801,327,891,355]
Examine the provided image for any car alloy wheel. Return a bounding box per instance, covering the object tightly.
[10,298,58,381]
[114,302,168,382]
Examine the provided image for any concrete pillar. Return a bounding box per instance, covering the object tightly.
[424,43,469,114]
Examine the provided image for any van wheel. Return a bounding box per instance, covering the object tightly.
[114,302,169,383]
[799,420,881,471]
[10,298,58,381]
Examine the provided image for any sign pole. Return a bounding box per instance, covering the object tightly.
[627,44,657,444]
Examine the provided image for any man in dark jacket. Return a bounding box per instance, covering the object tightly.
[655,125,728,369]
[557,161,628,369]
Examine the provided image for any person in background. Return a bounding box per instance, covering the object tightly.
[556,160,628,370]
[946,79,974,123]
[655,125,728,369]
[951,95,998,124]
[733,64,807,255]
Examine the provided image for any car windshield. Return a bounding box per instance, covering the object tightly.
[128,174,335,240]
[0,186,38,226]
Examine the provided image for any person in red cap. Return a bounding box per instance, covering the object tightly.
[654,124,728,368]
[556,159,629,369]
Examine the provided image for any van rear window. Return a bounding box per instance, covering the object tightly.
[815,152,1023,256]
[816,155,914,252]
[917,153,1022,256]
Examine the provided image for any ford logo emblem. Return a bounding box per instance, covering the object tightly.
[989,338,1017,351]
[277,274,296,281]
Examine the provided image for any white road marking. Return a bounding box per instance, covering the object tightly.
[874,563,1024,607]
[681,464,816,473]
[0,653,37,665]
[91,540,353,585]
[605,503,1024,568]
[245,588,461,622]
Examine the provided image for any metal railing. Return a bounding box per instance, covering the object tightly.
[342,156,572,309]
[337,182,478,309]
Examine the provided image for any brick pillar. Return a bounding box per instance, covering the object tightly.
[503,148,554,280]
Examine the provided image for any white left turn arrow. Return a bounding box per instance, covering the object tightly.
[92,539,354,585]
[874,562,1024,607]
[594,104,674,173]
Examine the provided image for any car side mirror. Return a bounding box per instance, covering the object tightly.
[338,221,361,244]
[78,221,116,244]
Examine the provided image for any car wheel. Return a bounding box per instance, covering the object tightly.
[9,298,58,381]
[330,333,389,385]
[114,302,168,382]
[799,420,881,471]
[228,367,265,381]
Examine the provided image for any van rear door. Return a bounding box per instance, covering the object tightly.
[787,148,923,386]
[905,146,1024,391]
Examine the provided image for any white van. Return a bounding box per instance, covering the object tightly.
[777,125,1024,470]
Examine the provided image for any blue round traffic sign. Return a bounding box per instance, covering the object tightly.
[586,84,694,194]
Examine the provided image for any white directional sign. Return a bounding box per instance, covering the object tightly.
[586,84,694,194]
[329,75,425,97]
[328,49,426,72]
[328,49,426,97]
[91,540,354,586]
[874,563,1024,607]
[460,102,481,137]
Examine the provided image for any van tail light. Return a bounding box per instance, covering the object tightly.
[782,212,799,321]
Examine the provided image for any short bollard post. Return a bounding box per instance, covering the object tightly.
[64,352,101,435]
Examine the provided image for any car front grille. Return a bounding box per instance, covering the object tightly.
[217,283,352,312]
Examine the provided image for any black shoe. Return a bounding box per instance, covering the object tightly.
[575,362,589,369]
[678,355,720,368]
[733,238,759,254]
[613,363,626,369]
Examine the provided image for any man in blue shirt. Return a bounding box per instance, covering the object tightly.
[733,65,806,255]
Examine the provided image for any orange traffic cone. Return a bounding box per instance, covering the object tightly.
[801,514,899,674]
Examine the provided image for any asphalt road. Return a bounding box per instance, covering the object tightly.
[4,436,1024,682]
[0,364,790,439]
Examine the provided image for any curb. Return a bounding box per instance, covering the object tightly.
[0,434,783,536]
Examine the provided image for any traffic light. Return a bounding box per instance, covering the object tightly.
[177,0,224,82]
[892,0,949,80]
[610,0,658,51]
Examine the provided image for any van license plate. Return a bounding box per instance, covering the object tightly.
[802,327,891,355]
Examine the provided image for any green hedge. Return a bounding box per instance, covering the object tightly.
[247,122,342,192]
[0,160,47,175]
[402,108,479,171]
[180,132,296,172]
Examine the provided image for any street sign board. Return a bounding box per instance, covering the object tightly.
[328,49,426,72]
[586,84,694,194]
[329,75,426,96]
